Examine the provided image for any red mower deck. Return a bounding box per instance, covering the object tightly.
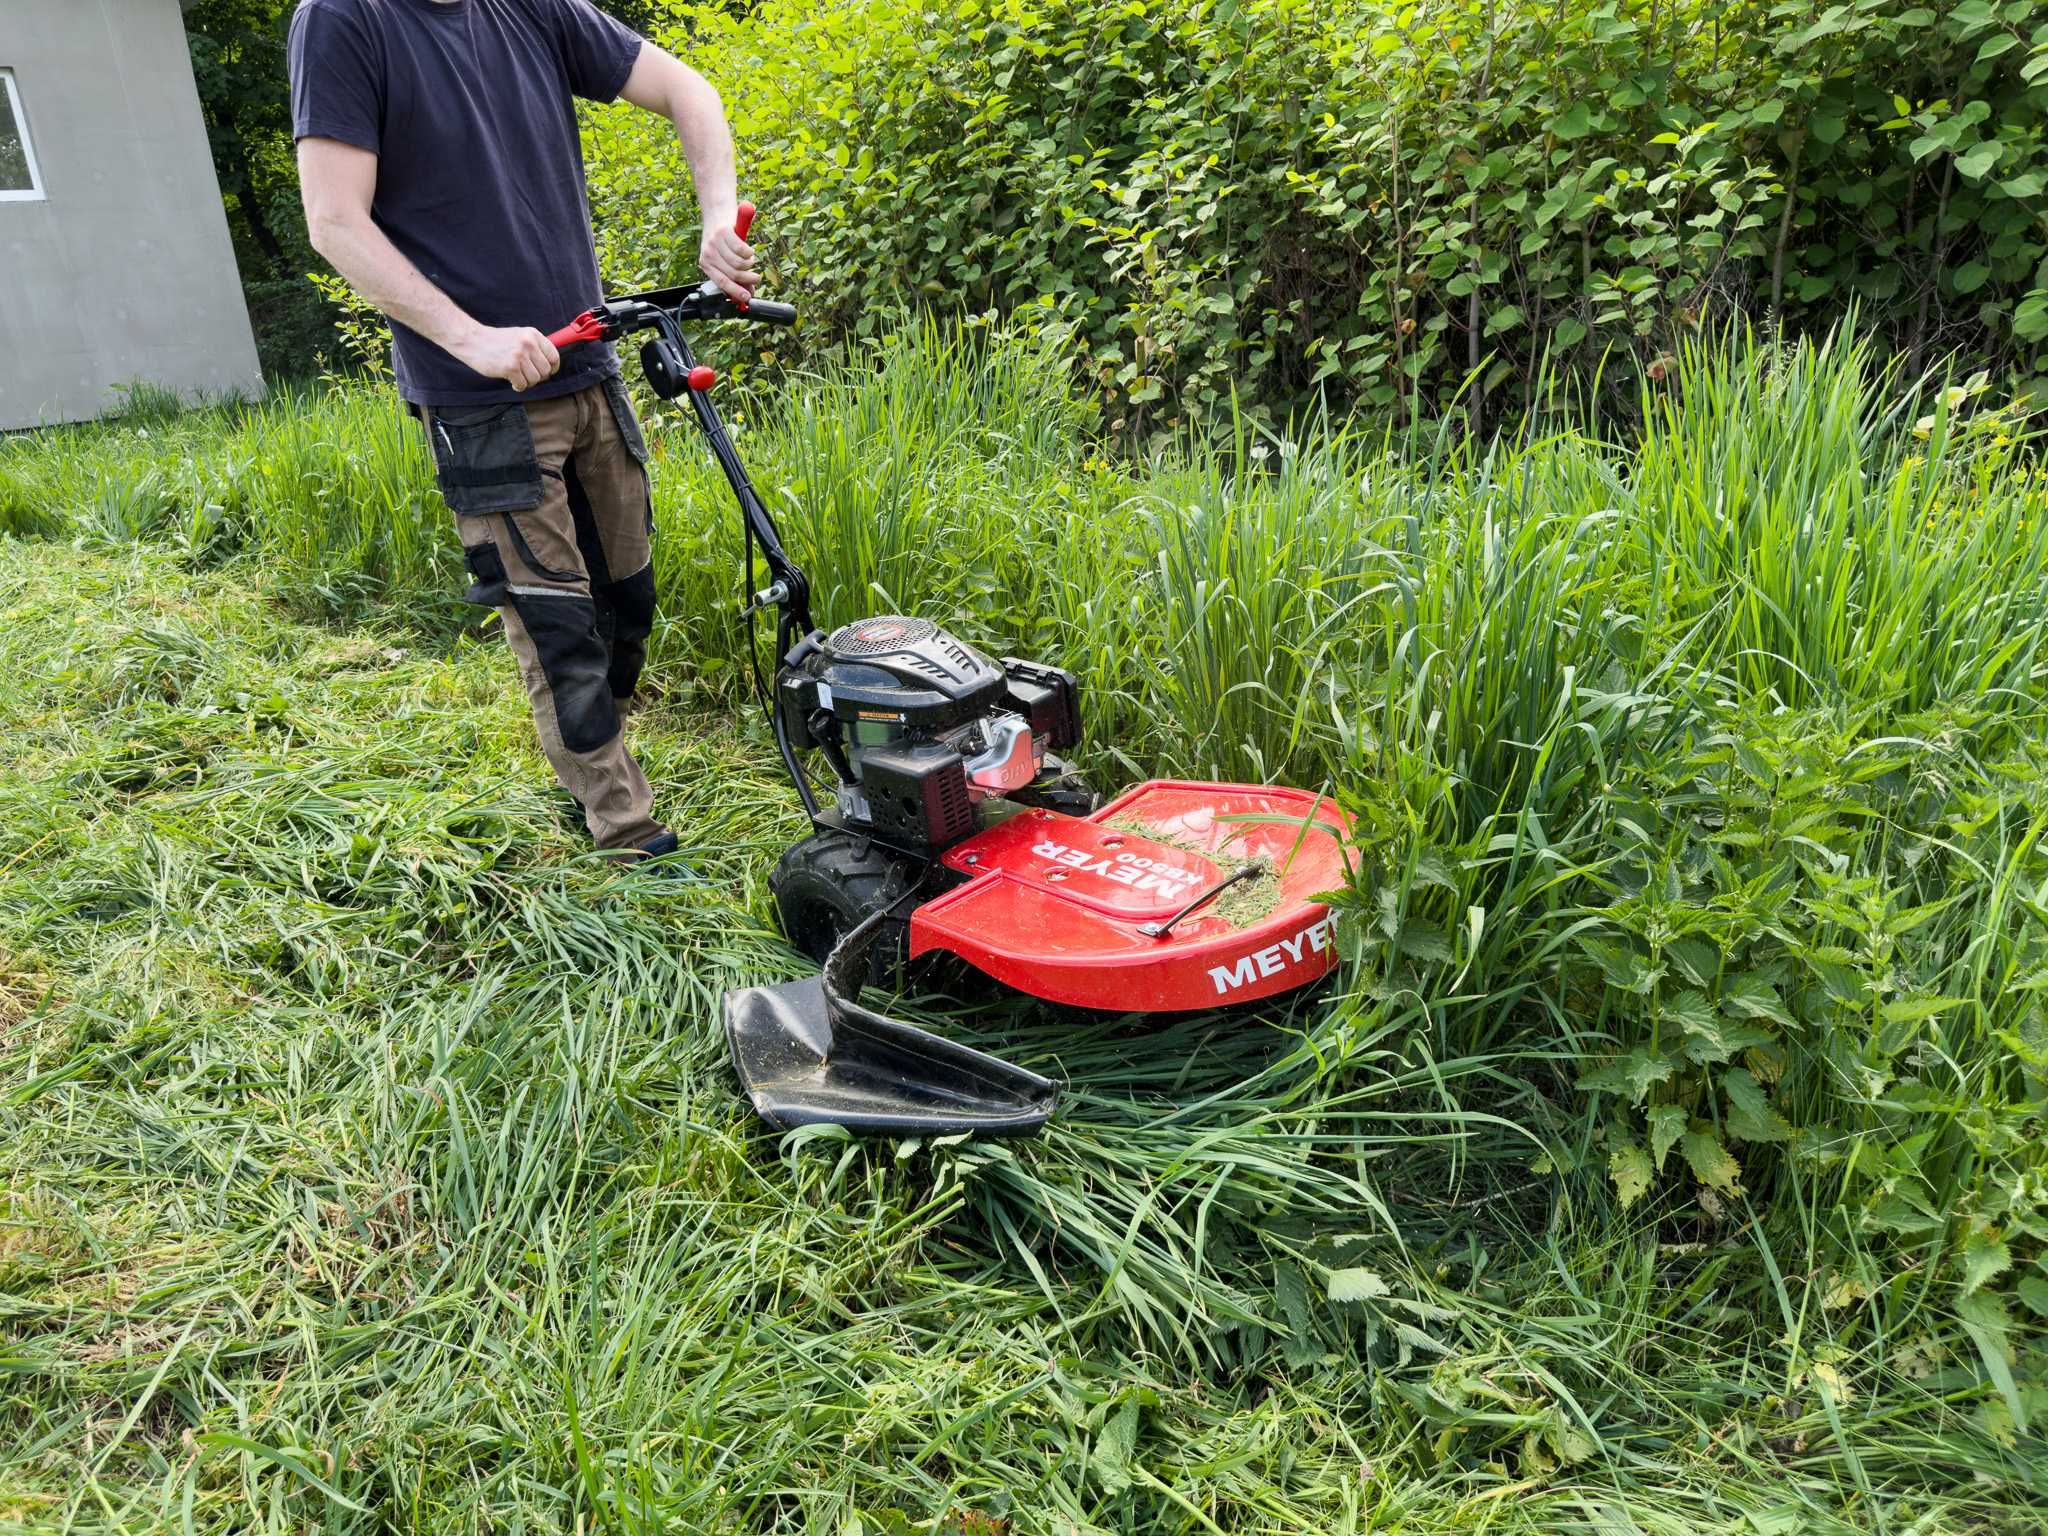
[909,781,1352,1013]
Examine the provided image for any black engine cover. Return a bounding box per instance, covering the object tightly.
[786,615,1009,735]
[999,656,1081,753]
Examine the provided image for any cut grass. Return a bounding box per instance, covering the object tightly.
[0,539,2039,1534]
[2,320,2046,1530]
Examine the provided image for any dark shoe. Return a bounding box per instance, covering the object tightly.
[633,830,698,879]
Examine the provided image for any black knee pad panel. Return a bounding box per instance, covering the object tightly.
[509,591,620,754]
[599,564,657,698]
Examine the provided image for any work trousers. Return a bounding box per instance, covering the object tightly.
[421,378,663,850]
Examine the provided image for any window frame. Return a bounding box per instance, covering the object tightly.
[0,69,47,203]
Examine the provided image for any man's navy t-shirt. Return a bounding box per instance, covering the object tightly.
[288,0,643,407]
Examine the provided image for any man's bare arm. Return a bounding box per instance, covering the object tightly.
[619,46,758,301]
[297,136,560,392]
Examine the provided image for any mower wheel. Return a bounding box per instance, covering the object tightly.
[769,831,918,985]
[1011,754,1101,818]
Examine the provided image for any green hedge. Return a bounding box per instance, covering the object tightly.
[583,0,2048,437]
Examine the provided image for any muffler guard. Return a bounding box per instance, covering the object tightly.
[722,911,1059,1136]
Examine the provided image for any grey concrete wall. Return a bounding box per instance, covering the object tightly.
[1,0,264,429]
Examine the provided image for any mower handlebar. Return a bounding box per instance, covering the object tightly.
[546,288,796,351]
[547,202,791,350]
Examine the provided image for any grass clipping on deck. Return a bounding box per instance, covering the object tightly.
[1106,814,1283,928]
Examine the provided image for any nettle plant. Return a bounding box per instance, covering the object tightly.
[1565,706,2048,1384]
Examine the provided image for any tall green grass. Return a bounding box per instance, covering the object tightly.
[3,324,2045,1529]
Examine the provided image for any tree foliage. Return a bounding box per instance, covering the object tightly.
[187,0,2048,424]
[585,0,2048,437]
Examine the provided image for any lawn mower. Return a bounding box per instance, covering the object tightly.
[549,204,1352,1137]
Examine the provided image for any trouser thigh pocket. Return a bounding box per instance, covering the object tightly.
[600,377,650,465]
[427,404,545,516]
[599,377,657,537]
[498,509,584,583]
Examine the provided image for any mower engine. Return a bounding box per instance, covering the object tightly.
[774,616,1083,851]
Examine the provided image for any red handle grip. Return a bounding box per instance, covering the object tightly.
[547,311,608,350]
[734,201,756,241]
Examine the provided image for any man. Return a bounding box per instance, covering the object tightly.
[289,0,754,861]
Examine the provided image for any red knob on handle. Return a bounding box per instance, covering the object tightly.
[687,365,718,392]
[547,311,607,350]
[734,201,756,241]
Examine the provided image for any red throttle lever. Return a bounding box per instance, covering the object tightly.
[730,201,756,310]
[545,310,611,351]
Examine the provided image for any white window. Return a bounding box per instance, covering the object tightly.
[1,69,46,202]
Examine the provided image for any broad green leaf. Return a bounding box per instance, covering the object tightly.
[1722,973,1795,1029]
[1881,995,1969,1024]
[1274,1260,1321,1368]
[1673,992,1773,1064]
[1648,1104,1687,1171]
[1958,1227,2011,1296]
[1552,103,1594,141]
[1723,1068,1794,1143]
[1577,1048,1677,1105]
[1665,988,1718,1035]
[1954,141,2002,181]
[1952,262,1991,295]
[1682,1120,1743,1195]
[1327,1267,1392,1304]
[1091,1397,1140,1493]
[1581,936,1661,994]
[2017,1274,2048,1319]
[1609,1141,1654,1209]
[1806,955,1865,1006]
[1667,938,1719,988]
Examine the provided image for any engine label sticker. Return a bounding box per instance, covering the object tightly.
[1207,913,1339,995]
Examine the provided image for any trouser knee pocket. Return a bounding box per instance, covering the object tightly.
[598,564,657,699]
[509,589,620,754]
[461,542,511,607]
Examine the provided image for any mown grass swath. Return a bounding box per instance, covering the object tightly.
[1,322,2044,1531]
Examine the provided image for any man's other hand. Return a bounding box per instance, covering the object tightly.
[700,222,759,302]
[458,326,562,392]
